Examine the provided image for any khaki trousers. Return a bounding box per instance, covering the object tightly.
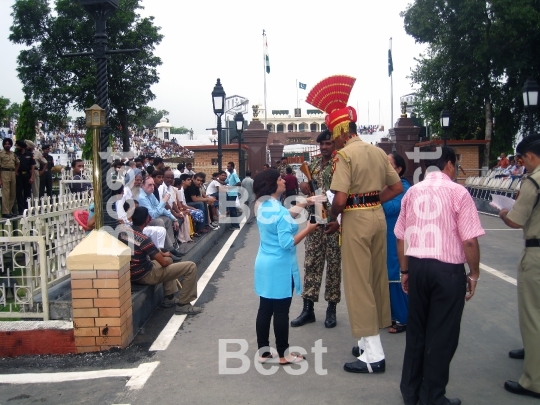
[518,247,540,393]
[1,171,16,215]
[31,173,40,200]
[138,260,197,304]
[341,206,391,337]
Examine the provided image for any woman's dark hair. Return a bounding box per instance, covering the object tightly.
[390,152,407,178]
[253,169,280,199]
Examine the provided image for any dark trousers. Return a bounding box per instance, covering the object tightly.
[16,174,32,214]
[256,296,292,358]
[400,257,466,405]
[39,172,53,198]
[226,194,239,227]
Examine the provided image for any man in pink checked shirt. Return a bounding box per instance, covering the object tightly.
[395,146,485,405]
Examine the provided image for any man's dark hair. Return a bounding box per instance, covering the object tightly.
[349,121,357,134]
[2,138,13,147]
[186,162,193,167]
[516,133,540,157]
[151,169,164,178]
[286,167,293,174]
[254,169,280,199]
[71,158,83,168]
[173,178,181,187]
[15,139,26,148]
[281,157,287,161]
[180,173,192,182]
[218,170,227,176]
[123,199,137,213]
[263,164,270,169]
[134,157,142,163]
[177,163,185,171]
[228,161,235,168]
[424,146,456,171]
[195,172,206,180]
[153,157,163,166]
[390,152,407,178]
[113,160,123,168]
[41,144,50,150]
[146,166,155,175]
[246,170,252,176]
[212,172,219,178]
[132,206,149,227]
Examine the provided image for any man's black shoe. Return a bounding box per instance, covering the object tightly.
[509,348,525,359]
[445,398,461,405]
[324,302,337,328]
[504,380,540,398]
[343,359,385,373]
[351,346,364,357]
[169,249,184,257]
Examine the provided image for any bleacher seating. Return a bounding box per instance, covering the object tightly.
[465,169,523,212]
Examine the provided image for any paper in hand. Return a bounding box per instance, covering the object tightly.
[490,194,516,211]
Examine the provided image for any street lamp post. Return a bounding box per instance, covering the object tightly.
[440,109,451,147]
[234,112,245,179]
[522,78,539,136]
[212,79,226,172]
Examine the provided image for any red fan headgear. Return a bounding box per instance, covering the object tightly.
[305,75,357,138]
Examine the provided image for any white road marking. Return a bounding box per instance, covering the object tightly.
[149,219,246,351]
[480,263,517,286]
[0,361,159,390]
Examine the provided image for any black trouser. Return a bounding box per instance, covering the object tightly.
[226,194,239,227]
[16,173,32,214]
[256,296,292,358]
[285,189,297,205]
[400,257,466,405]
[39,172,53,198]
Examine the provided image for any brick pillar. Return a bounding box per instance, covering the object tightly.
[67,230,133,353]
[243,120,269,174]
[268,139,285,166]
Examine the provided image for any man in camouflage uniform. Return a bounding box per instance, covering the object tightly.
[291,130,342,328]
[276,157,291,177]
[0,138,19,218]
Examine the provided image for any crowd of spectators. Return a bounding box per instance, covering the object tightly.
[357,125,381,135]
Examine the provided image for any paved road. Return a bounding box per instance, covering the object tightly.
[0,214,536,405]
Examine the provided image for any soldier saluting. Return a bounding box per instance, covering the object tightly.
[291,130,341,329]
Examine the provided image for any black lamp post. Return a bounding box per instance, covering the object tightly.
[440,109,451,147]
[64,0,138,230]
[212,79,226,171]
[234,112,245,179]
[522,78,539,136]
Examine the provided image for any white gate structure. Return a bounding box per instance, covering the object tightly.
[0,192,92,320]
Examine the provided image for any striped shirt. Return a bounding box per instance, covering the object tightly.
[118,226,159,281]
[394,171,484,264]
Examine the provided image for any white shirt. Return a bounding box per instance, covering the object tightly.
[158,184,177,205]
[173,169,181,179]
[206,179,222,195]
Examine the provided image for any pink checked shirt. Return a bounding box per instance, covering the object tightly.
[394,171,485,264]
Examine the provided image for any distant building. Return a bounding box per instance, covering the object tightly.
[154,117,172,141]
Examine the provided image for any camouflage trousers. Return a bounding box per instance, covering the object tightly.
[302,225,341,303]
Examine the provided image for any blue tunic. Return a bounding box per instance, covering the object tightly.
[254,198,302,299]
[382,178,410,324]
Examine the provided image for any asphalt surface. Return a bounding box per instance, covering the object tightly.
[0,213,536,405]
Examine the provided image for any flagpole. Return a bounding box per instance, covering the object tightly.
[296,79,299,109]
[263,29,268,130]
[390,37,394,129]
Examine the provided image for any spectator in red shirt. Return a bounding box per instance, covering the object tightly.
[494,152,510,169]
[283,167,299,205]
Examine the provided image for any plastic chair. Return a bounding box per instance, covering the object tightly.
[74,209,90,232]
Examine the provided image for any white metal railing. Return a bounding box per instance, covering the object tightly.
[0,192,92,320]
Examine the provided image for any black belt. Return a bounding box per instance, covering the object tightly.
[346,193,380,206]
[0,168,15,172]
[525,239,540,247]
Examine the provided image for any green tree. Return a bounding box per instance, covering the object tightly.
[170,126,189,134]
[0,97,10,127]
[7,102,21,122]
[17,97,36,142]
[401,0,540,165]
[9,0,163,151]
[133,106,169,130]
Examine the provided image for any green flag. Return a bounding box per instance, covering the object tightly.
[265,37,270,74]
[388,49,393,77]
[299,82,306,90]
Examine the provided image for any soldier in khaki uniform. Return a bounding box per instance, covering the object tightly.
[25,140,47,200]
[291,130,342,329]
[0,138,20,218]
[498,134,540,399]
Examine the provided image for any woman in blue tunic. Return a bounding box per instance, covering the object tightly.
[383,152,411,333]
[253,169,319,364]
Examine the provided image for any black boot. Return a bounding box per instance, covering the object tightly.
[324,302,337,328]
[291,298,315,327]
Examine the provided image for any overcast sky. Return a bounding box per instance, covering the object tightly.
[0,0,425,134]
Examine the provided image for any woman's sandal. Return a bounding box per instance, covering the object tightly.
[388,322,406,334]
[258,352,277,364]
[279,352,306,365]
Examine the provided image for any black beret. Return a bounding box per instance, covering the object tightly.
[316,130,332,143]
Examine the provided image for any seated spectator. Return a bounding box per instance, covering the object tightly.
[511,161,525,178]
[494,152,510,169]
[176,175,205,234]
[159,170,194,242]
[184,172,215,233]
[137,175,183,256]
[184,162,195,175]
[118,199,168,252]
[206,170,227,220]
[69,159,92,194]
[151,170,165,200]
[118,206,202,313]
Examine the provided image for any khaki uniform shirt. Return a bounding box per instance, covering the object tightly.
[507,165,540,238]
[330,137,400,194]
[0,150,19,170]
[32,150,47,171]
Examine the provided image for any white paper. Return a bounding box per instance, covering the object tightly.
[490,194,515,211]
[325,190,341,225]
